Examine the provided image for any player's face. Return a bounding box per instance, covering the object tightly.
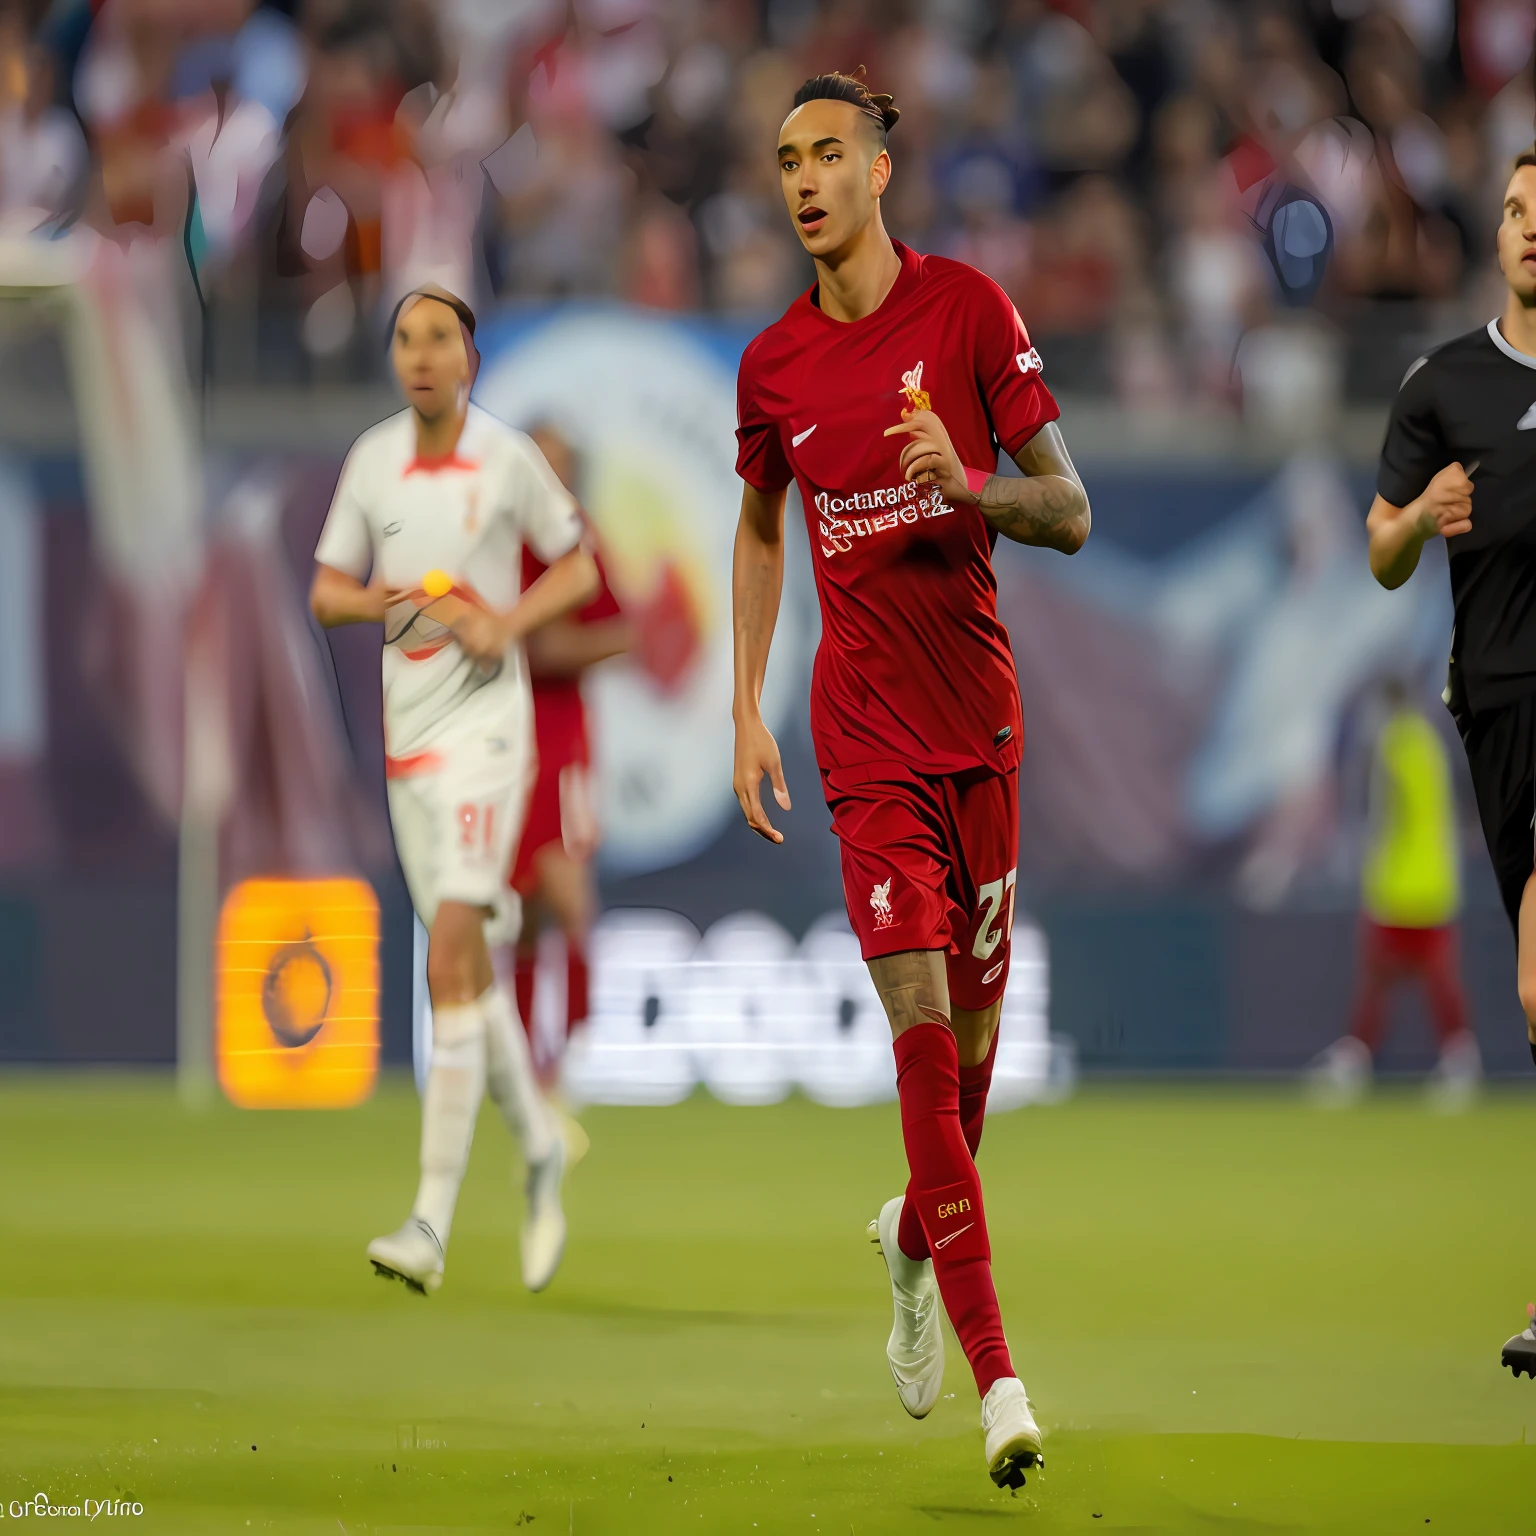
[1496,166,1536,301]
[777,99,890,259]
[392,298,469,420]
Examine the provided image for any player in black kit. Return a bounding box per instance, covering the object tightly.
[1366,148,1536,1379]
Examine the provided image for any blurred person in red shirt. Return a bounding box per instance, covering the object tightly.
[506,423,631,1093]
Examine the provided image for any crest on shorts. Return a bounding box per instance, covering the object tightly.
[900,362,930,412]
[870,878,894,929]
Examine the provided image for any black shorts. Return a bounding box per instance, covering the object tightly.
[1462,694,1536,932]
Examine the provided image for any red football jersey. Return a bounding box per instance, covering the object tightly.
[735,241,1058,778]
[521,540,623,771]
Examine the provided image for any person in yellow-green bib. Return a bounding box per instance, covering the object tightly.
[1310,678,1479,1107]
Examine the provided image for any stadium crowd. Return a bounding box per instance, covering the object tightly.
[0,0,1531,401]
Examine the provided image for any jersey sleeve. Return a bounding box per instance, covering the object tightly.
[313,444,373,578]
[510,437,582,563]
[1376,358,1448,507]
[735,342,793,492]
[969,275,1060,459]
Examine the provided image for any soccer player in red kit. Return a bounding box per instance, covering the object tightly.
[507,424,631,1092]
[731,72,1090,1489]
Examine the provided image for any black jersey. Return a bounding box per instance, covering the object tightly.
[1377,320,1536,719]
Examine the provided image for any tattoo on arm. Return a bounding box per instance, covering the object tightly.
[976,473,1089,552]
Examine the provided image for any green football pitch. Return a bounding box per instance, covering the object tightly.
[0,1076,1532,1534]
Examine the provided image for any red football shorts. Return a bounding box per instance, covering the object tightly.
[823,763,1019,1011]
[510,759,596,896]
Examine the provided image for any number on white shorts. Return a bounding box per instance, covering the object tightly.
[457,802,497,857]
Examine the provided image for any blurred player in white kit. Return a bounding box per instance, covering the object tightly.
[309,286,598,1295]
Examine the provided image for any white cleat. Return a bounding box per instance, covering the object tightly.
[981,1376,1043,1489]
[1306,1035,1371,1107]
[367,1217,444,1296]
[1426,1029,1482,1114]
[521,1137,567,1292]
[867,1195,944,1418]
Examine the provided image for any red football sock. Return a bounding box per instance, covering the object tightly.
[898,1026,999,1262]
[566,940,590,1035]
[893,1022,1014,1397]
[513,951,537,1047]
[959,1027,1000,1153]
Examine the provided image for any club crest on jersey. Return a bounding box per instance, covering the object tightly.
[900,361,931,412]
[870,878,894,929]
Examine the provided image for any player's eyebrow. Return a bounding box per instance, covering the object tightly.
[778,135,845,156]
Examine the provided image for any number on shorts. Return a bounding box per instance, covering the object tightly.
[971,867,1018,961]
[457,802,496,857]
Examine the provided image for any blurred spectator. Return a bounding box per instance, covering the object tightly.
[1308,676,1478,1110]
[0,13,85,232]
[1169,170,1268,403]
[0,0,1527,388]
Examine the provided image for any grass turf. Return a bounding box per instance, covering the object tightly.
[0,1076,1532,1533]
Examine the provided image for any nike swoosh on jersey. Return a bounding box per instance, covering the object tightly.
[933,1222,974,1251]
[792,424,818,447]
[1519,403,1536,430]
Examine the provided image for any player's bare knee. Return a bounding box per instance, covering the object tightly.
[427,907,484,1005]
[952,1002,1002,1067]
[426,948,476,1006]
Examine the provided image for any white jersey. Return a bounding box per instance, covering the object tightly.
[315,404,581,762]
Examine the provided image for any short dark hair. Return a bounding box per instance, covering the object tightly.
[1518,147,1536,173]
[791,67,900,145]
[391,284,477,338]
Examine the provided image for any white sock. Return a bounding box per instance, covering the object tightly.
[483,983,558,1163]
[411,996,487,1250]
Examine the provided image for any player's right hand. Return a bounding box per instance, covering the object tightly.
[733,714,791,844]
[1415,461,1474,540]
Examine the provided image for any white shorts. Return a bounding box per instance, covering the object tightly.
[387,726,533,948]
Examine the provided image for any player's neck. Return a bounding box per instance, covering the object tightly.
[813,216,901,324]
[413,403,468,460]
[1497,290,1536,360]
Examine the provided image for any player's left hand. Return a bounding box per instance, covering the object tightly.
[883,408,973,506]
[449,607,509,665]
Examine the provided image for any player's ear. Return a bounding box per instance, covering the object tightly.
[870,147,892,199]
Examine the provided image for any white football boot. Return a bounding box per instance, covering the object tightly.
[367,1218,444,1296]
[867,1196,944,1418]
[1426,1029,1482,1114]
[981,1376,1043,1489]
[1305,1035,1371,1107]
[521,1137,567,1292]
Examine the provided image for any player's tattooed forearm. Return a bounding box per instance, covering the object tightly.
[977,474,1090,552]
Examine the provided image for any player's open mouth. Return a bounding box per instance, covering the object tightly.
[798,207,827,232]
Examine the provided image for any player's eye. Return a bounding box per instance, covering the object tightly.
[780,159,796,172]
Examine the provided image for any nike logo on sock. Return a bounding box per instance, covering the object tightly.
[1519,403,1536,430]
[792,424,818,446]
[934,1222,974,1251]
